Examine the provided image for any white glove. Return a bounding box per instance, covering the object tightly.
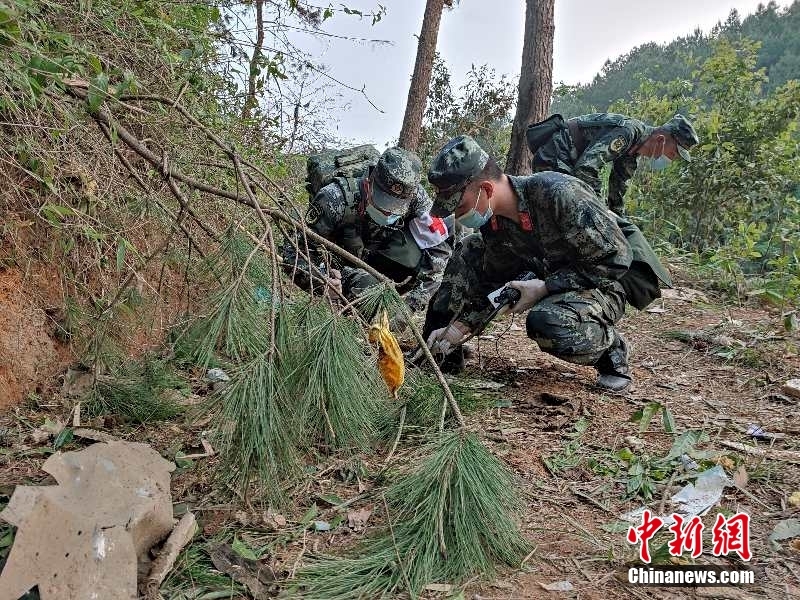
[424,321,471,357]
[324,268,342,299]
[505,278,548,313]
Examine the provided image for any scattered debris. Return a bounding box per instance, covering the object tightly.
[262,509,287,530]
[539,580,574,592]
[313,520,331,532]
[670,465,729,518]
[622,466,730,526]
[142,512,198,599]
[746,423,784,441]
[0,441,175,599]
[720,440,800,464]
[209,543,275,599]
[206,368,230,383]
[768,519,800,550]
[789,491,800,508]
[782,379,800,400]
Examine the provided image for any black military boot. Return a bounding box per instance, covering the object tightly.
[595,332,632,392]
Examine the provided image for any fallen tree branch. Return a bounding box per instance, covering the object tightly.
[68,83,464,428]
[719,440,800,464]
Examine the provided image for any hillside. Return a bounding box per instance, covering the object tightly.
[552,0,800,116]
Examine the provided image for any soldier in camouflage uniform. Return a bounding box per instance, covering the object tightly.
[526,113,699,215]
[283,147,452,320]
[423,135,637,392]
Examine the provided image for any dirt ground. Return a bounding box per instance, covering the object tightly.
[1,285,799,600]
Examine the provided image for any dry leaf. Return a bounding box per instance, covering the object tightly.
[732,465,748,489]
[789,491,800,508]
[347,507,372,531]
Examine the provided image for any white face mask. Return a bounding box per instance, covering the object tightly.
[456,188,493,229]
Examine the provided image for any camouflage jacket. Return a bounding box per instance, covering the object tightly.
[570,113,650,212]
[283,176,452,311]
[456,172,633,329]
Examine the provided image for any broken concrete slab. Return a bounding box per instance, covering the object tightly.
[0,441,175,600]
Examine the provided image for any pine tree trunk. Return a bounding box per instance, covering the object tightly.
[505,0,554,175]
[398,0,448,152]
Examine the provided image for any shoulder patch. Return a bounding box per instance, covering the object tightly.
[609,136,627,154]
[305,204,321,225]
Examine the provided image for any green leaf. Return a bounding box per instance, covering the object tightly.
[300,504,319,525]
[116,238,127,271]
[53,427,73,450]
[87,54,102,75]
[662,406,675,434]
[39,203,75,225]
[174,452,193,469]
[86,72,109,113]
[317,493,344,506]
[631,402,662,432]
[664,430,707,462]
[231,535,259,560]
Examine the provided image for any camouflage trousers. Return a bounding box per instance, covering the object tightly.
[422,234,627,367]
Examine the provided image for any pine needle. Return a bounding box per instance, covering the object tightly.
[211,312,301,504]
[173,230,274,368]
[290,301,389,452]
[296,431,531,599]
[85,354,184,423]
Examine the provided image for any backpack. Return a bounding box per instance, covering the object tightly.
[614,215,673,310]
[305,144,381,198]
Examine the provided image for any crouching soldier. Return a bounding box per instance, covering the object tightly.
[422,136,646,391]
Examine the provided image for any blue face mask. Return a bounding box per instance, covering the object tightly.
[648,155,672,171]
[456,188,492,229]
[366,203,401,227]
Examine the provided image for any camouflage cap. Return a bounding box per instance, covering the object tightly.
[370,147,422,215]
[427,135,489,216]
[662,114,699,161]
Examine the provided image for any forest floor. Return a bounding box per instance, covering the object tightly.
[1,278,799,600]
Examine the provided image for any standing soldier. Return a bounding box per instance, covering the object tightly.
[283,147,452,324]
[526,113,699,215]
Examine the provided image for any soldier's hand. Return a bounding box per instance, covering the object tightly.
[424,321,471,357]
[324,268,343,299]
[505,278,548,313]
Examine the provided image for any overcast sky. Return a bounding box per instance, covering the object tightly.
[290,0,789,147]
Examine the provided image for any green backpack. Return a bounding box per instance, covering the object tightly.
[615,215,673,310]
[305,144,381,199]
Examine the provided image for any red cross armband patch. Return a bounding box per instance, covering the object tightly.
[409,213,449,249]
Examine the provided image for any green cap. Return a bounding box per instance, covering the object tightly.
[427,135,489,217]
[662,114,699,161]
[371,147,422,215]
